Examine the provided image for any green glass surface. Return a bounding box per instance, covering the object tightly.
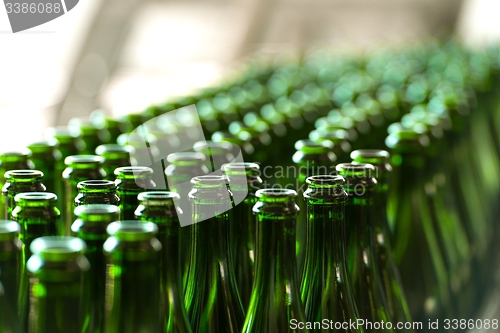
[221,162,262,309]
[2,170,46,220]
[0,220,22,332]
[194,141,235,172]
[336,163,393,333]
[300,175,363,333]
[69,118,106,154]
[71,204,119,333]
[103,220,161,332]
[27,139,62,194]
[62,155,106,236]
[74,180,120,207]
[351,150,413,327]
[184,176,245,333]
[26,236,90,333]
[115,166,155,220]
[95,144,134,180]
[135,191,192,333]
[243,189,308,333]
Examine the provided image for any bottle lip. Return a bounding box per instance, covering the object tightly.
[73,204,120,225]
[14,192,57,205]
[255,188,297,201]
[306,174,345,186]
[294,139,333,152]
[350,149,390,162]
[190,175,228,188]
[0,220,20,240]
[106,220,158,241]
[77,180,116,191]
[193,140,234,153]
[221,162,260,175]
[64,155,103,166]
[117,132,157,146]
[167,152,206,164]
[5,169,44,181]
[45,126,81,139]
[95,144,135,156]
[27,139,59,152]
[30,236,86,261]
[114,166,153,177]
[0,149,32,161]
[137,191,180,202]
[336,162,375,176]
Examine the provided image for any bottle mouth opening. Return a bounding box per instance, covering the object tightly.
[336,163,375,177]
[5,170,44,180]
[221,162,260,174]
[106,220,158,240]
[30,236,86,260]
[256,188,297,201]
[74,204,120,218]
[114,166,153,177]
[77,180,116,190]
[95,144,135,155]
[306,175,345,186]
[294,139,333,153]
[137,191,180,201]
[351,149,390,161]
[64,155,103,166]
[15,192,57,203]
[167,152,206,163]
[193,141,234,152]
[0,220,20,239]
[190,175,228,187]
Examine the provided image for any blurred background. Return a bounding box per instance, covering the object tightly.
[0,0,499,148]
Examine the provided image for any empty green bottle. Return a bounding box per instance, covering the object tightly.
[0,220,22,333]
[115,166,156,220]
[351,150,413,327]
[62,155,106,235]
[103,220,161,332]
[184,175,245,333]
[0,150,34,220]
[221,162,262,309]
[3,170,46,220]
[26,236,90,333]
[135,191,193,333]
[95,144,134,180]
[243,189,308,333]
[336,163,393,333]
[74,180,120,207]
[27,139,61,194]
[300,175,363,333]
[72,204,119,333]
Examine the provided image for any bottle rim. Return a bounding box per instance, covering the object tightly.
[190,175,228,188]
[0,149,32,161]
[77,180,116,191]
[294,139,333,152]
[106,220,158,241]
[5,169,44,180]
[30,236,86,261]
[137,191,180,202]
[114,166,153,177]
[14,192,57,205]
[27,139,59,152]
[306,174,345,186]
[350,149,390,163]
[0,220,20,241]
[256,188,297,201]
[95,144,135,156]
[336,162,375,176]
[193,140,234,153]
[167,152,206,163]
[64,155,103,166]
[221,162,260,174]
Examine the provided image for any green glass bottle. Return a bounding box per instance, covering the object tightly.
[0,220,22,332]
[27,139,62,194]
[69,118,105,154]
[243,188,307,333]
[45,127,85,160]
[165,152,209,288]
[221,162,262,309]
[72,204,119,333]
[74,180,120,208]
[292,139,336,274]
[95,144,135,180]
[194,141,235,173]
[26,236,90,333]
[386,130,454,322]
[300,175,363,333]
[90,111,124,144]
[351,150,413,326]
[135,192,193,333]
[336,163,393,333]
[185,175,245,333]
[3,170,46,220]
[0,150,34,220]
[103,220,161,332]
[115,166,156,220]
[62,155,106,235]
[12,192,60,332]
[212,131,255,162]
